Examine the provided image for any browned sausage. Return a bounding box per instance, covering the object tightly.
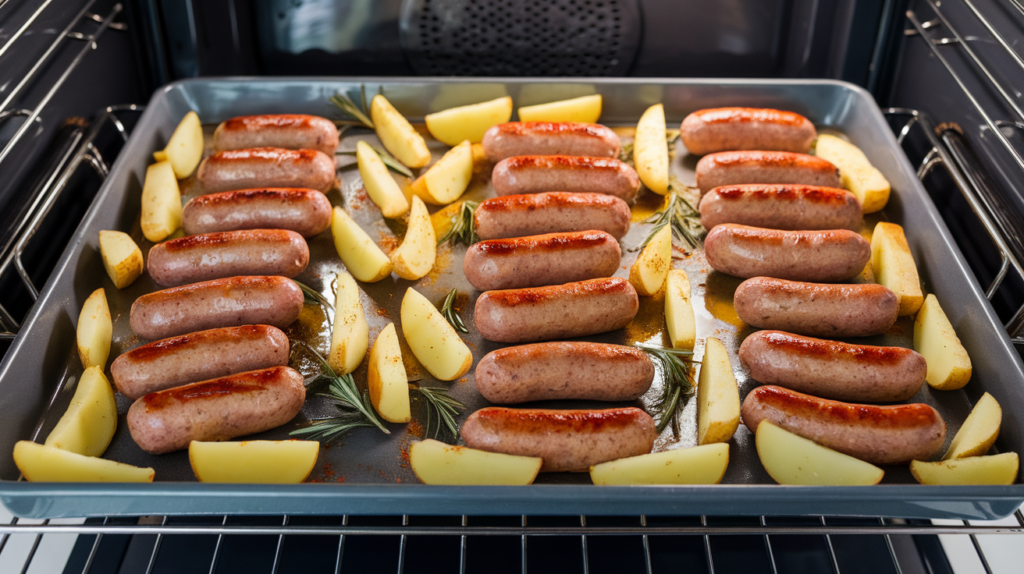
[699,184,862,231]
[461,407,657,472]
[680,108,817,155]
[474,192,631,240]
[734,277,898,337]
[181,188,332,237]
[695,151,840,196]
[491,156,640,200]
[474,277,639,343]
[110,325,290,401]
[704,224,870,282]
[196,148,336,193]
[463,230,621,291]
[126,366,306,454]
[129,276,304,340]
[147,229,309,287]
[738,331,927,403]
[212,114,340,156]
[475,342,655,403]
[741,385,945,465]
[482,122,620,162]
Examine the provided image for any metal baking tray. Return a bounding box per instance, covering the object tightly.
[2,78,1023,520]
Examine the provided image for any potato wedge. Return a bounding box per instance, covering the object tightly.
[629,225,672,296]
[98,230,143,288]
[357,141,410,218]
[331,206,393,282]
[870,222,923,315]
[328,271,369,375]
[410,439,542,485]
[410,141,473,205]
[665,270,696,350]
[390,196,436,280]
[944,392,1001,460]
[911,453,1018,486]
[634,103,669,195]
[152,150,168,162]
[425,96,513,146]
[400,288,472,381]
[756,421,884,485]
[77,288,112,369]
[160,110,204,179]
[518,94,602,123]
[140,160,182,242]
[14,441,154,482]
[44,366,116,457]
[814,134,890,213]
[914,294,972,390]
[697,337,741,445]
[371,94,431,169]
[189,440,319,483]
[368,323,410,423]
[590,443,729,485]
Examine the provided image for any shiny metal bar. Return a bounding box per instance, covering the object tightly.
[206,516,229,574]
[0,0,57,60]
[579,515,589,574]
[520,516,527,574]
[332,515,348,574]
[820,517,841,574]
[700,515,715,574]
[960,0,1024,76]
[397,515,409,574]
[640,515,653,574]
[79,518,102,574]
[17,520,46,574]
[760,516,779,574]
[270,515,289,574]
[879,519,904,574]
[459,515,468,574]
[143,517,169,574]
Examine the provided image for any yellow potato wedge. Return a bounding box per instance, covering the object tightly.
[390,196,436,280]
[140,160,182,242]
[590,443,729,485]
[328,271,369,375]
[44,366,116,457]
[160,110,204,179]
[425,96,513,146]
[914,294,972,390]
[368,323,410,423]
[634,103,669,195]
[400,288,472,381]
[410,140,473,205]
[944,393,1001,460]
[371,94,431,169]
[911,453,1018,486]
[330,206,393,282]
[14,441,154,482]
[518,94,602,123]
[98,230,143,288]
[76,288,112,370]
[697,337,741,445]
[756,421,884,485]
[189,440,319,483]
[629,225,672,296]
[357,141,410,218]
[814,134,891,213]
[870,222,923,316]
[664,270,695,350]
[152,150,168,162]
[410,439,542,485]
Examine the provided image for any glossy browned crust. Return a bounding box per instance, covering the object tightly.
[681,109,816,155]
[482,122,620,161]
[147,229,309,286]
[694,151,840,195]
[181,188,331,237]
[213,115,339,156]
[699,184,862,231]
[474,192,631,240]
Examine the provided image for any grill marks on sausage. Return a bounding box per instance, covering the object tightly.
[756,331,909,364]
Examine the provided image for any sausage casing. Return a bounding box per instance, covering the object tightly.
[704,224,870,282]
[212,114,340,156]
[695,151,840,196]
[196,148,336,193]
[474,192,631,240]
[491,155,640,200]
[463,230,621,291]
[699,184,862,231]
[181,188,332,237]
[482,122,620,162]
[680,107,817,155]
[147,229,309,287]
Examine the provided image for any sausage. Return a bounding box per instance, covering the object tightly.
[474,192,631,240]
[196,148,336,194]
[738,331,926,403]
[704,224,870,282]
[741,385,945,465]
[129,276,304,340]
[182,188,332,237]
[680,108,817,155]
[491,156,640,201]
[482,122,621,162]
[463,230,621,291]
[110,325,290,401]
[461,407,657,472]
[474,277,639,343]
[699,184,862,231]
[475,342,655,403]
[147,229,309,287]
[734,277,898,337]
[695,151,840,196]
[212,114,340,156]
[126,366,306,454]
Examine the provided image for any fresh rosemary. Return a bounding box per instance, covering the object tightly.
[329,85,374,130]
[440,288,468,333]
[634,343,697,436]
[414,386,466,440]
[437,200,479,246]
[336,145,413,177]
[633,184,706,252]
[293,280,334,314]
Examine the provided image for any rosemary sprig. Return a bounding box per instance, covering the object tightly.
[440,288,468,333]
[618,130,681,167]
[336,145,413,177]
[437,201,479,246]
[632,186,706,252]
[293,280,334,314]
[634,343,697,436]
[330,86,374,129]
[414,386,466,440]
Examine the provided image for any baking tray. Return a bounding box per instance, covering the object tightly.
[2,78,1023,520]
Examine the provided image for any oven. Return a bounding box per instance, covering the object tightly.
[1,0,1023,572]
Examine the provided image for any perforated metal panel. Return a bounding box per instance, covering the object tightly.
[399,0,641,76]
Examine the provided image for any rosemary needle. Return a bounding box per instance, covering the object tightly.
[634,343,697,436]
[330,86,374,129]
[632,186,706,252]
[437,201,479,246]
[414,386,466,440]
[440,288,468,333]
[293,280,334,314]
[336,145,413,177]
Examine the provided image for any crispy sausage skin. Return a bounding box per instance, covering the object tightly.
[196,148,336,193]
[463,230,621,291]
[126,366,306,454]
[695,151,840,196]
[482,122,620,162]
[111,325,290,400]
[212,114,340,156]
[474,192,631,240]
[680,107,817,155]
[147,229,309,287]
[491,155,641,200]
[474,277,639,343]
[704,224,870,282]
[181,188,332,237]
[129,276,304,340]
[739,331,927,403]
[741,385,945,465]
[475,342,655,403]
[734,277,898,337]
[699,184,862,231]
[461,407,657,472]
